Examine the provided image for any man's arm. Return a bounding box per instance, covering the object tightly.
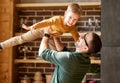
[39,34,49,56]
[39,27,66,57]
[38,27,52,57]
[53,37,65,51]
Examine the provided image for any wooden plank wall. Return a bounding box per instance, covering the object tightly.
[0,0,13,83]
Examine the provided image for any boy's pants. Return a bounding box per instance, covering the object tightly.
[1,28,56,50]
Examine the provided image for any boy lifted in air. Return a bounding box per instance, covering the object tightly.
[0,3,82,51]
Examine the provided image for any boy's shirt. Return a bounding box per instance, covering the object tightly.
[32,16,79,41]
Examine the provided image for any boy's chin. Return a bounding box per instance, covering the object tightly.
[66,23,72,27]
[64,22,72,27]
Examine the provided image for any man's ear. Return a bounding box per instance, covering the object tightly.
[83,46,89,53]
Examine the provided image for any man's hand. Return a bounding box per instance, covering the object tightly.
[22,24,34,30]
[44,27,63,37]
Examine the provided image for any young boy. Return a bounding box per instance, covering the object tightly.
[0,3,82,51]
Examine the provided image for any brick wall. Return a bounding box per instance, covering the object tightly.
[14,5,101,82]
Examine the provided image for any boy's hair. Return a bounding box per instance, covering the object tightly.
[67,3,82,16]
[88,32,102,54]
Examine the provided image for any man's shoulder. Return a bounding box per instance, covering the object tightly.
[71,52,89,57]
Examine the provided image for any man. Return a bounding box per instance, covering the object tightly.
[38,27,102,83]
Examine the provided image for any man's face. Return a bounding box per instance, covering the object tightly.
[64,11,80,27]
[75,33,89,51]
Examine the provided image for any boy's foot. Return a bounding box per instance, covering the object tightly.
[0,43,3,52]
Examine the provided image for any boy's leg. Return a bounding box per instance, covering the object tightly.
[0,43,2,51]
[0,28,44,49]
[0,27,57,50]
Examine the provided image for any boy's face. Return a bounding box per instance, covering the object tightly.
[64,11,80,27]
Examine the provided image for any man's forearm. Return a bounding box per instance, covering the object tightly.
[39,36,49,55]
[53,37,65,51]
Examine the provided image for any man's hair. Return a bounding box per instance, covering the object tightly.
[67,3,82,16]
[88,33,102,54]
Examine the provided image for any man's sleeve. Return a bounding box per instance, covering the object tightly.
[40,49,71,66]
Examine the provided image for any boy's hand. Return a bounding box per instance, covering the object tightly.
[44,27,63,37]
[22,24,34,30]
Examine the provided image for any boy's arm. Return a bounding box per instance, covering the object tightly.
[70,27,80,41]
[22,24,34,30]
[22,20,51,31]
[22,16,59,31]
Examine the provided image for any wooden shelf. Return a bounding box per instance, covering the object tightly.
[14,59,100,64]
[16,2,101,8]
[90,59,101,64]
[14,59,49,63]
[62,31,101,36]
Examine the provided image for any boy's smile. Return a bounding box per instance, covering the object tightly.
[64,11,80,27]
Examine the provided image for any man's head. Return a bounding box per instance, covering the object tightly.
[75,32,102,54]
[64,3,82,27]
